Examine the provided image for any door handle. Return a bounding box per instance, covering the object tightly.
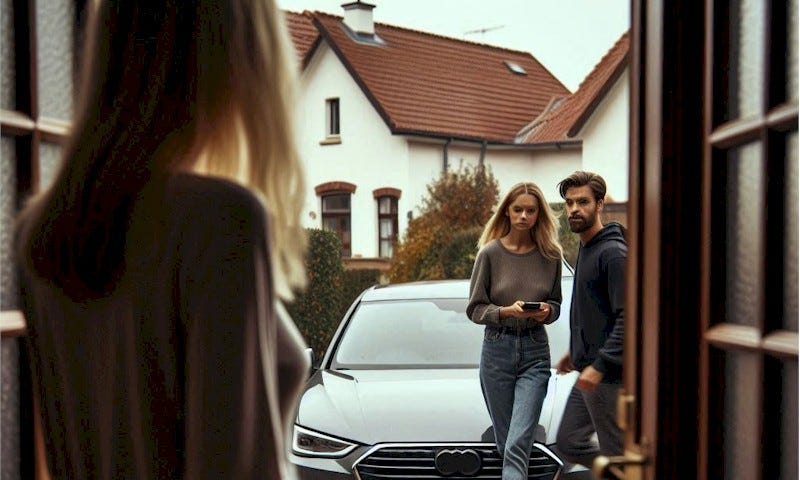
[593,451,647,479]
[591,392,649,479]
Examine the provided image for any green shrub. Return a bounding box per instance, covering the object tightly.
[339,268,383,314]
[286,229,344,357]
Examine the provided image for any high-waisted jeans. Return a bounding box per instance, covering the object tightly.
[479,325,552,480]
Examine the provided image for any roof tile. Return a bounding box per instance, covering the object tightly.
[307,12,571,143]
[518,31,630,144]
[284,10,319,66]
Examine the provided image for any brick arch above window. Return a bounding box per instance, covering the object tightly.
[372,187,401,199]
[315,181,357,195]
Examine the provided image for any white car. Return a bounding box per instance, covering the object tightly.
[290,264,583,479]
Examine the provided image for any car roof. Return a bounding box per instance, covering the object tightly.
[361,261,573,302]
[361,279,470,302]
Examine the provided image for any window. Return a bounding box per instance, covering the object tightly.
[700,1,799,478]
[503,60,527,75]
[1,1,88,477]
[321,193,351,257]
[377,196,398,258]
[326,98,340,137]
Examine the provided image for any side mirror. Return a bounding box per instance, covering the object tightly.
[304,348,316,378]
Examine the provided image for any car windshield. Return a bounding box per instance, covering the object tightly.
[331,298,482,369]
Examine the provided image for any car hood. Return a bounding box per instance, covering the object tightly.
[295,368,493,445]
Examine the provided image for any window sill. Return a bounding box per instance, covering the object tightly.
[319,136,341,146]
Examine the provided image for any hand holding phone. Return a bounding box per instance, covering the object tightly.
[522,301,542,311]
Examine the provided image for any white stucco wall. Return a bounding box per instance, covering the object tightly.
[406,140,447,219]
[407,140,582,212]
[297,43,410,259]
[575,68,630,202]
[440,144,581,203]
[480,148,582,203]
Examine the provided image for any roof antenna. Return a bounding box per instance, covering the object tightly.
[463,25,505,38]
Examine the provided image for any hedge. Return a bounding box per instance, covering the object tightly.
[285,230,385,360]
[285,229,344,357]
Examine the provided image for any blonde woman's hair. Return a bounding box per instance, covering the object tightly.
[477,182,563,261]
[192,1,307,300]
[16,0,306,300]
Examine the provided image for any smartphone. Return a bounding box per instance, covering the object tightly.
[522,301,542,311]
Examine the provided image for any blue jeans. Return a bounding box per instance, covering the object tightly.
[479,325,552,480]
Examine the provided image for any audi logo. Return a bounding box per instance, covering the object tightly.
[434,448,481,476]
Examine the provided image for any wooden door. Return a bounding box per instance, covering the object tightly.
[700,1,798,478]
[596,0,798,478]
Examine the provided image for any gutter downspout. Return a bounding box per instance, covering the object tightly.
[442,138,451,175]
[478,140,487,170]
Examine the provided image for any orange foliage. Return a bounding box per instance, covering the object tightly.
[389,166,498,282]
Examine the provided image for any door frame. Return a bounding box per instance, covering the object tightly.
[627,0,709,477]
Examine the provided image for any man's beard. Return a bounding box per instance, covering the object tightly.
[568,210,596,233]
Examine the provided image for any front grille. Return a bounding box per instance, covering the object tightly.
[353,443,562,480]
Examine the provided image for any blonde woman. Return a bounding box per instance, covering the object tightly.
[467,182,563,480]
[15,1,307,478]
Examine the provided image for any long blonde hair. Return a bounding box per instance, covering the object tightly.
[477,182,563,261]
[16,0,306,300]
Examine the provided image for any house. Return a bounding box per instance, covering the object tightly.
[284,3,630,269]
[517,31,631,225]
[286,5,577,268]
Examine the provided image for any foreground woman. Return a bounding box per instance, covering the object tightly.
[15,1,308,478]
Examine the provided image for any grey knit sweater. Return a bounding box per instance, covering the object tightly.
[467,239,562,328]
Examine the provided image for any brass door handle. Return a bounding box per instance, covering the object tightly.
[593,451,647,479]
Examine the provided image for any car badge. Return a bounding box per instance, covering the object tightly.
[434,448,482,476]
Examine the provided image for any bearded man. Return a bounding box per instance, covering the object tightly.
[554,171,627,471]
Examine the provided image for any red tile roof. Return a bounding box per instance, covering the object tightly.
[518,31,630,144]
[283,10,320,67]
[296,12,570,143]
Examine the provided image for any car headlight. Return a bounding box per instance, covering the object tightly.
[292,424,358,457]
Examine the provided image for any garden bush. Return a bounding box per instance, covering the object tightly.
[338,268,383,315]
[285,229,344,357]
[389,166,498,282]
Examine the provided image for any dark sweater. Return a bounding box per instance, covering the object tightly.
[18,174,306,479]
[569,222,627,383]
[467,239,562,328]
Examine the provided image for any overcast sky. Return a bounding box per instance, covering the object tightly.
[275,0,630,91]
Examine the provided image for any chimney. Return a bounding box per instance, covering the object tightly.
[341,1,375,36]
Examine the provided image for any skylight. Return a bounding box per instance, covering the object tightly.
[504,60,527,75]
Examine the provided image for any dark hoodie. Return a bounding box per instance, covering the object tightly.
[569,222,627,383]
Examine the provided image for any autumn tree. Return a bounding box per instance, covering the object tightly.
[389,165,499,282]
